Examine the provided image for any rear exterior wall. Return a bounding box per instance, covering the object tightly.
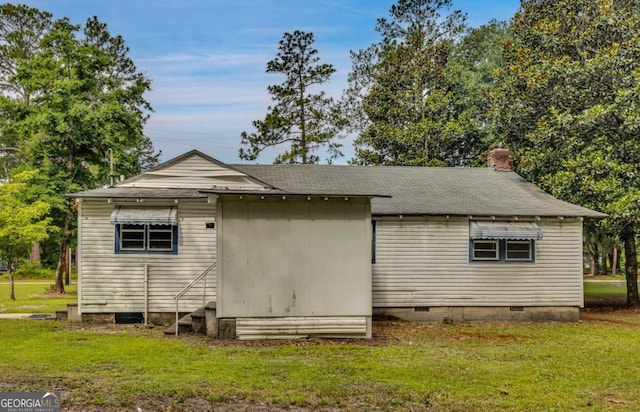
[372,216,583,319]
[77,198,217,317]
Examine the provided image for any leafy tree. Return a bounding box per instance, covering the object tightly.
[0,6,159,292]
[446,20,511,165]
[489,0,640,306]
[0,170,54,300]
[0,4,53,177]
[240,30,344,164]
[344,0,468,166]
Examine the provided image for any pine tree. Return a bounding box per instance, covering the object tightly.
[240,30,344,164]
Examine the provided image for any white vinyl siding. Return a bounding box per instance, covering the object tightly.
[372,217,583,307]
[118,153,264,190]
[235,316,369,340]
[78,199,217,314]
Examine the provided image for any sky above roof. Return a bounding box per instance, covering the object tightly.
[22,0,520,164]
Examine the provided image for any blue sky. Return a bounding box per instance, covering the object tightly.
[22,0,520,164]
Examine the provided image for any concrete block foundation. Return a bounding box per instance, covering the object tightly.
[373,306,580,323]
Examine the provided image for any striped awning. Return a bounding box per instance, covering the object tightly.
[110,206,178,225]
[470,221,542,240]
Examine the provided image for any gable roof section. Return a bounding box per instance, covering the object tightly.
[235,164,605,218]
[117,150,271,190]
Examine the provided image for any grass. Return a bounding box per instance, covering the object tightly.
[1,314,640,411]
[0,277,636,410]
[584,281,626,295]
[0,281,77,314]
[584,279,627,306]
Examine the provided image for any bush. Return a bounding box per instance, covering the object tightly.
[14,262,56,280]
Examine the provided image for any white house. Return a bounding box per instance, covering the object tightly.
[70,149,604,339]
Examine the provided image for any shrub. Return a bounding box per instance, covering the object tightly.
[14,262,56,280]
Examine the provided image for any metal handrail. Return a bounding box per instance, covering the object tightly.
[173,261,216,337]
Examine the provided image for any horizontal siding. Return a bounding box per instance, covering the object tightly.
[79,199,217,313]
[236,317,368,340]
[373,217,583,307]
[119,155,264,189]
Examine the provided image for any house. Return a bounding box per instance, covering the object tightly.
[70,149,605,339]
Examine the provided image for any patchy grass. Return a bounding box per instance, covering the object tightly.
[584,281,626,295]
[0,281,77,313]
[584,280,627,306]
[1,314,640,411]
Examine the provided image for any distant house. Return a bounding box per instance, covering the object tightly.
[70,149,604,339]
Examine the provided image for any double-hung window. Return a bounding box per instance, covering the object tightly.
[111,207,178,254]
[472,240,499,261]
[469,221,541,263]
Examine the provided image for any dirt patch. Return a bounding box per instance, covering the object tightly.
[580,307,640,327]
[584,295,626,307]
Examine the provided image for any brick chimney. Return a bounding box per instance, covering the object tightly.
[487,146,514,170]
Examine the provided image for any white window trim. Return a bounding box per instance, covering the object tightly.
[472,240,499,261]
[505,240,533,262]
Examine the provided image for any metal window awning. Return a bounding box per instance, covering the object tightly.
[470,221,543,240]
[110,206,178,225]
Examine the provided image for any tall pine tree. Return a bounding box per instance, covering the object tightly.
[240,30,344,164]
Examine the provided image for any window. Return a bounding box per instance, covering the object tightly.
[472,240,499,260]
[120,224,145,250]
[116,224,178,254]
[469,221,540,263]
[506,240,532,261]
[470,239,534,263]
[111,207,179,254]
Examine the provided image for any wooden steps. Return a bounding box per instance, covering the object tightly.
[164,302,216,336]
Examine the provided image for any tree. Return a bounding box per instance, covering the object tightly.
[489,0,640,306]
[344,0,468,166]
[0,4,53,178]
[240,30,344,164]
[0,6,159,293]
[446,20,511,166]
[0,170,54,300]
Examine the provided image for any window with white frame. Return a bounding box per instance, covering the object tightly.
[471,240,499,260]
[469,221,541,263]
[116,223,178,253]
[111,207,178,254]
[505,240,533,261]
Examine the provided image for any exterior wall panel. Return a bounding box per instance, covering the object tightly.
[218,197,371,321]
[372,217,583,307]
[78,199,217,314]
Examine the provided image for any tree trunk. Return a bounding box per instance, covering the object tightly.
[600,248,608,276]
[54,208,73,294]
[64,246,70,286]
[30,242,41,265]
[8,255,15,301]
[588,242,600,276]
[622,225,640,307]
[612,246,618,276]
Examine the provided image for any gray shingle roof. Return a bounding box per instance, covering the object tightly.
[67,150,605,218]
[234,164,605,218]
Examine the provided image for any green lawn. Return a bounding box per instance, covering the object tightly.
[0,278,637,410]
[1,314,639,411]
[584,280,627,306]
[0,281,77,314]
